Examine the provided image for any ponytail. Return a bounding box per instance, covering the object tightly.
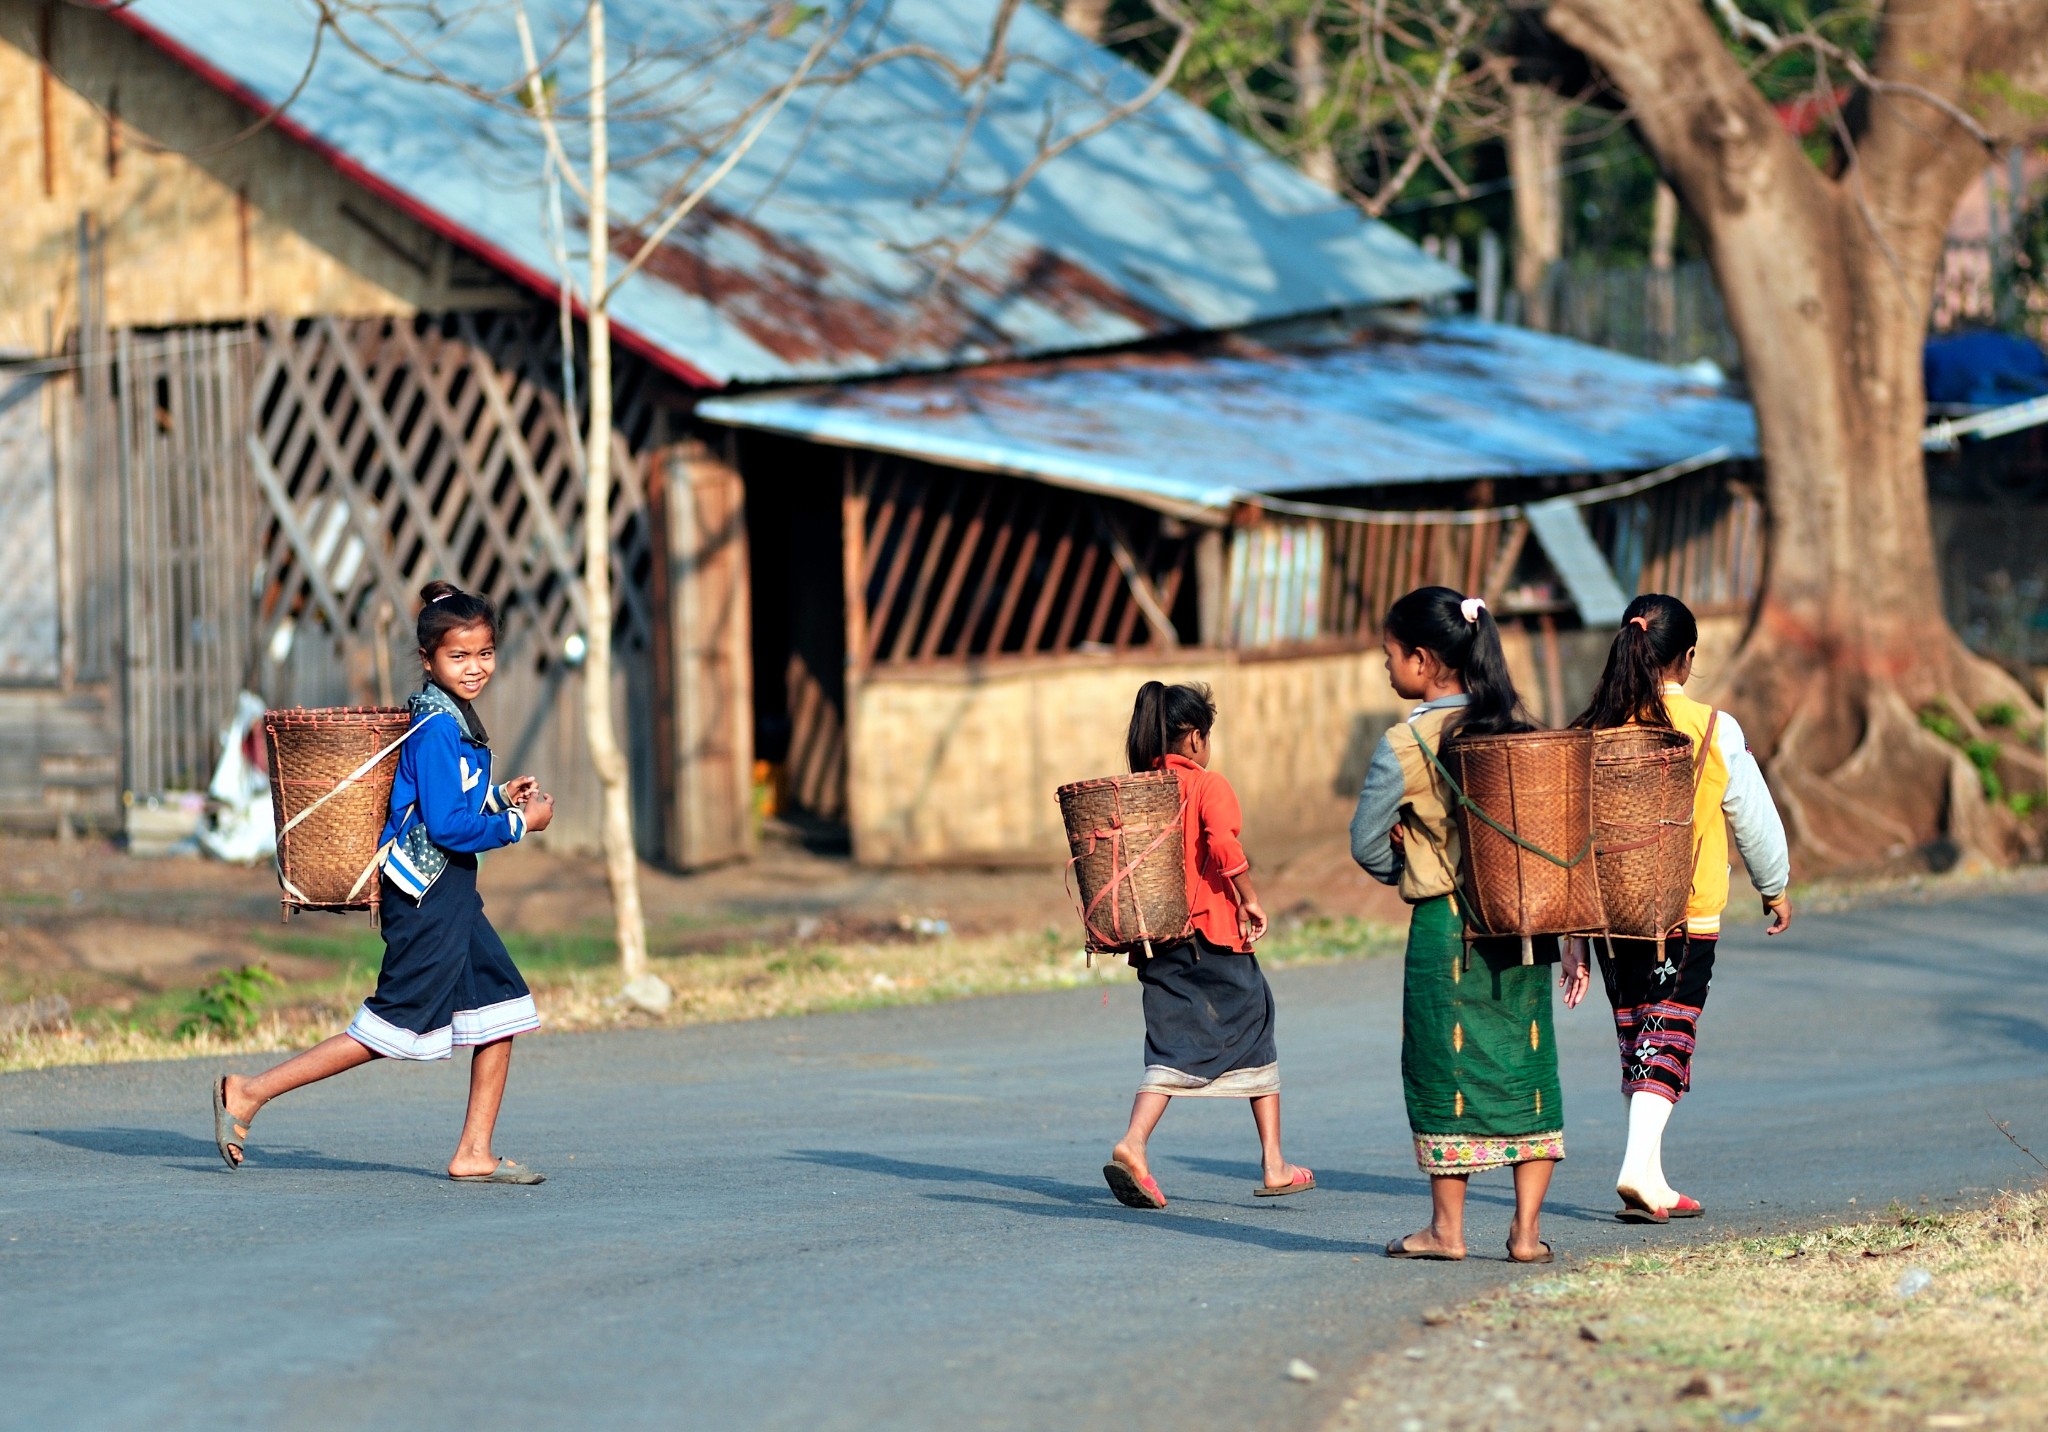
[1383,585,1533,739]
[1125,680,1218,773]
[1570,594,1698,730]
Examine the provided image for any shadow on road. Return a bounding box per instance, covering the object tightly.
[1163,1153,1617,1226]
[20,1126,436,1178]
[789,1149,1105,1206]
[922,1189,1389,1255]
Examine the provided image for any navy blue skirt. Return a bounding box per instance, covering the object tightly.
[1130,932,1280,1096]
[345,855,540,1060]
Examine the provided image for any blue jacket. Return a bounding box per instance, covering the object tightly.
[379,683,525,899]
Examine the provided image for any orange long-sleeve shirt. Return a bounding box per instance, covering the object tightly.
[1158,754,1252,952]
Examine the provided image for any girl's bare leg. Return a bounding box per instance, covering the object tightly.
[1110,1090,1171,1184]
[220,1035,377,1162]
[448,1037,514,1178]
[1399,1173,1468,1257]
[1509,1158,1556,1259]
[1249,1093,1310,1188]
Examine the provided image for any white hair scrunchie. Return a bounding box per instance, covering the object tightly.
[1459,595,1486,624]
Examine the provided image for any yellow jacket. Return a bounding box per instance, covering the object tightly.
[1655,683,1790,935]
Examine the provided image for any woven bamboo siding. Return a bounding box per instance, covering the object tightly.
[846,649,1418,865]
[0,1,522,352]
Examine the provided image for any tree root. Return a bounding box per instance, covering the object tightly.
[1714,624,2042,874]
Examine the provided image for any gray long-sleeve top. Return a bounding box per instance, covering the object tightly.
[1349,694,1469,885]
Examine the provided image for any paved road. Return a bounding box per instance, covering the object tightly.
[5,889,2046,1431]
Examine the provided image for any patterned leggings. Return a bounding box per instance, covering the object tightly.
[1596,935,1717,1104]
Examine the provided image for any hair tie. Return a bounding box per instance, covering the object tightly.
[1458,596,1486,624]
[431,592,455,603]
[1627,615,1650,631]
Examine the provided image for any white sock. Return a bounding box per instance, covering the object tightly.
[1617,1091,1676,1204]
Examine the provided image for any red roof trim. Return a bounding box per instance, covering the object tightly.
[86,2,721,390]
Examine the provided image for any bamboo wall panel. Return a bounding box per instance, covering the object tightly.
[851,460,1196,670]
[0,1,522,352]
[847,649,1413,865]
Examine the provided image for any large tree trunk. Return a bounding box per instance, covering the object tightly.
[1546,0,2048,871]
[1507,82,1567,329]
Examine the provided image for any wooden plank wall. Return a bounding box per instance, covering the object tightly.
[0,0,524,353]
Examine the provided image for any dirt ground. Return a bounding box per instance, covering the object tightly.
[1327,1189,2048,1432]
[0,828,1412,1015]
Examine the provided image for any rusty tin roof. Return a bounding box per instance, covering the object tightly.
[697,317,1761,514]
[108,0,1464,387]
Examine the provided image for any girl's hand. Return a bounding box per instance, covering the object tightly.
[1388,824,1405,851]
[520,792,554,834]
[1763,893,1792,935]
[1238,896,1268,945]
[1559,937,1591,1009]
[502,775,540,806]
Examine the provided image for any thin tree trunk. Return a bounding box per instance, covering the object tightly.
[1507,83,1566,330]
[1648,181,1677,358]
[1061,0,1111,42]
[1291,16,1338,190]
[582,0,650,980]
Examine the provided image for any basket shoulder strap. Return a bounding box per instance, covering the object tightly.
[1693,708,1721,795]
[1416,733,1592,871]
[276,712,441,840]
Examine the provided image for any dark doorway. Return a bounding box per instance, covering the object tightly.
[742,436,849,849]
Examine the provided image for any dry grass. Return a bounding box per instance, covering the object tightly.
[1333,1188,2048,1432]
[0,915,1401,1074]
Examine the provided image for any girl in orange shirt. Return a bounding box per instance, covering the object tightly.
[1103,681,1315,1210]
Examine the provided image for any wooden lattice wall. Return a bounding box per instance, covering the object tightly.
[76,310,685,858]
[248,311,660,670]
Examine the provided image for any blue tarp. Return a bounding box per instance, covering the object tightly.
[698,317,1760,514]
[1924,332,2048,407]
[114,0,1462,387]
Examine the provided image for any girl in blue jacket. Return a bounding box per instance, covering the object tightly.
[214,581,555,1183]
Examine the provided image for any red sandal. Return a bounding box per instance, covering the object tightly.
[1103,1158,1167,1209]
[1254,1166,1316,1198]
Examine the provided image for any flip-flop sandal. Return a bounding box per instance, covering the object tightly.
[213,1076,249,1170]
[1667,1194,1704,1218]
[450,1159,546,1185]
[1615,1187,1670,1224]
[1254,1166,1316,1198]
[1386,1234,1464,1261]
[1102,1159,1167,1209]
[1507,1239,1555,1264]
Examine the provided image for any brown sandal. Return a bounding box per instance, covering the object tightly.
[1507,1239,1554,1264]
[1386,1233,1464,1261]
[212,1076,249,1170]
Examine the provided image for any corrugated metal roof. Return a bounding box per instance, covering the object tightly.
[111,0,1463,387]
[697,317,1761,513]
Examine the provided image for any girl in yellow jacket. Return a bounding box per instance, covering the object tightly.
[1572,594,1792,1223]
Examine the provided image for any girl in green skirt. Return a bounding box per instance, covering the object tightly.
[1349,587,1590,1263]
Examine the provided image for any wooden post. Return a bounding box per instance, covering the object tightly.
[1196,525,1225,648]
[841,453,866,856]
[38,4,56,200]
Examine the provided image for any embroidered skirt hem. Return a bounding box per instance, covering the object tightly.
[1413,1130,1565,1174]
[1137,1061,1280,1098]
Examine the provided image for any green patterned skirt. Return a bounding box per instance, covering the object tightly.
[1401,894,1565,1174]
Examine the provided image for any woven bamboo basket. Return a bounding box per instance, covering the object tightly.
[1591,726,1696,958]
[1056,771,1190,956]
[1441,728,1605,961]
[265,706,414,922]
